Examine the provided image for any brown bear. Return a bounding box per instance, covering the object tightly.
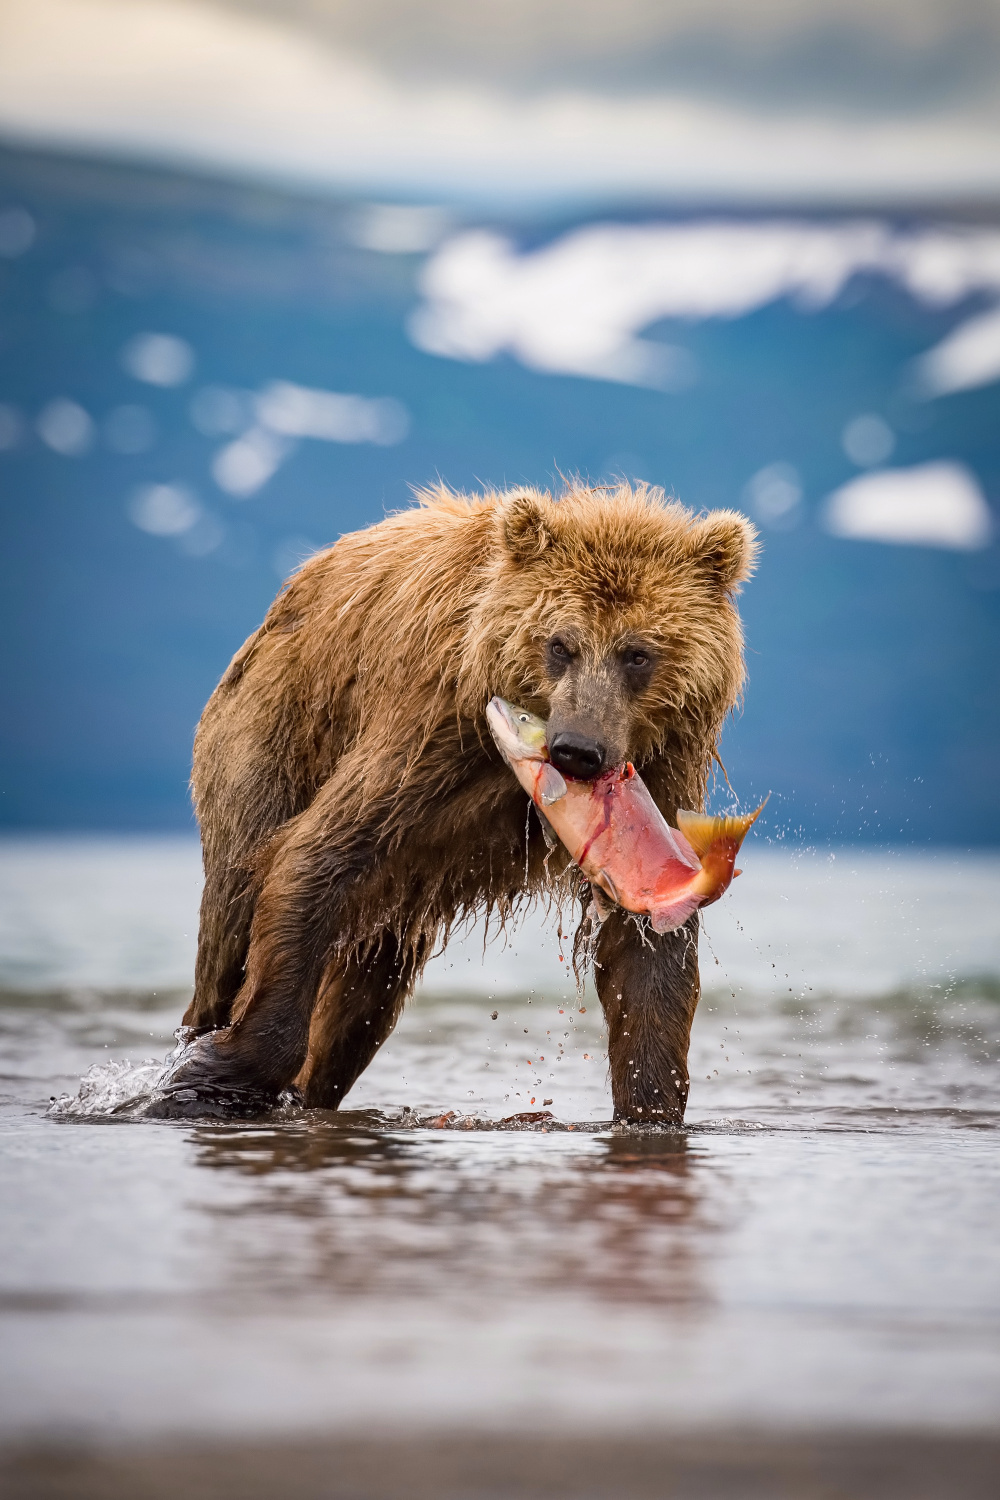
[156,482,757,1122]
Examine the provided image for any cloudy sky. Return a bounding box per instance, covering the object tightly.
[1,0,999,199]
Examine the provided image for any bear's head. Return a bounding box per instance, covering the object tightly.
[465,483,758,778]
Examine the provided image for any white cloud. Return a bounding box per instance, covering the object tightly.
[823,462,993,550]
[211,428,288,498]
[914,304,1000,397]
[37,398,94,456]
[744,463,803,529]
[128,481,200,536]
[177,513,225,557]
[842,414,895,467]
[121,332,195,387]
[349,204,452,254]
[204,380,411,496]
[410,221,1000,388]
[0,0,999,202]
[255,382,409,445]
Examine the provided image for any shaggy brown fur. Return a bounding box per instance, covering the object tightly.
[158,482,757,1122]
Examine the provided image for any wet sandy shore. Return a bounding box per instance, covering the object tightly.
[4,1429,1000,1500]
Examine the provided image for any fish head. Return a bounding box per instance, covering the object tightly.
[486,697,549,765]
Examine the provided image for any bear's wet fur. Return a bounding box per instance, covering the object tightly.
[163,483,757,1122]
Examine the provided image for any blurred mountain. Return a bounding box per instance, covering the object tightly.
[0,143,997,842]
[3,0,999,203]
[226,0,1000,114]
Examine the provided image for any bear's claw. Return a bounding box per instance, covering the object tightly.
[142,1030,302,1119]
[142,1083,296,1120]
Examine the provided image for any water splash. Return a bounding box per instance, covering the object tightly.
[50,1026,201,1119]
[49,1055,171,1117]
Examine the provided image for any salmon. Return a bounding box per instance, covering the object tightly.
[486,696,764,932]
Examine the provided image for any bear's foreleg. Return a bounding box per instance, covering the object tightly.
[592,912,701,1125]
[294,935,421,1109]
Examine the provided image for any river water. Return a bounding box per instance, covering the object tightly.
[1,838,999,1484]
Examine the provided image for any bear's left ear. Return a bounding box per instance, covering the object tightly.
[501,491,561,563]
[687,511,759,592]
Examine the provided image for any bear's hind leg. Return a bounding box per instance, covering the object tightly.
[296,935,419,1110]
[150,772,400,1116]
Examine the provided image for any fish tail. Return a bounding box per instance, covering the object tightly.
[675,797,767,858]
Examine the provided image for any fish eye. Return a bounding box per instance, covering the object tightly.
[518,714,529,722]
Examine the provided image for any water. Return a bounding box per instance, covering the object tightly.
[1,837,999,1464]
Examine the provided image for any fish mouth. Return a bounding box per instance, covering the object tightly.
[486,696,547,763]
[486,695,517,735]
[485,696,517,760]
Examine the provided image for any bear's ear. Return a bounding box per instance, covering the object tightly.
[501,491,561,563]
[687,511,759,592]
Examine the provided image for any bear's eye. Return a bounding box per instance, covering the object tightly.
[625,649,650,669]
[548,638,573,666]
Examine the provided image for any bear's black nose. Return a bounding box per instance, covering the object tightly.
[548,733,606,780]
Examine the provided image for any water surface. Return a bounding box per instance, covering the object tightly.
[1,838,999,1447]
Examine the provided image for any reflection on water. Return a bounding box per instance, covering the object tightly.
[1,840,1000,1442]
[187,1122,711,1308]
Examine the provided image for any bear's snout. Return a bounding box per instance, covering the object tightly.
[548,731,607,780]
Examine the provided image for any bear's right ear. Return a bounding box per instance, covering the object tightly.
[501,492,560,563]
[686,510,760,593]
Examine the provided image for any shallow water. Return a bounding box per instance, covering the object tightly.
[1,837,999,1446]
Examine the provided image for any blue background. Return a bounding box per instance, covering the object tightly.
[1,145,997,843]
